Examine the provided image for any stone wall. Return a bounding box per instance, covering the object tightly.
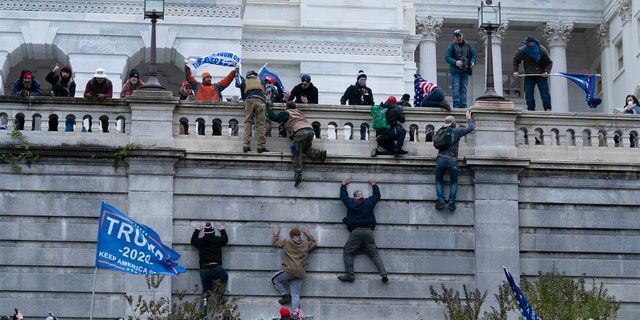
[0,94,639,319]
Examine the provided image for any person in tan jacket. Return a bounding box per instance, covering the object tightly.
[271,226,317,313]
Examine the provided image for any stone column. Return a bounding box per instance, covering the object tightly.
[126,90,180,147]
[544,21,574,113]
[596,23,611,113]
[478,21,509,98]
[415,16,442,82]
[465,102,529,313]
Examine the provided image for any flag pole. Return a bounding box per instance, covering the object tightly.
[89,266,98,320]
[520,73,601,77]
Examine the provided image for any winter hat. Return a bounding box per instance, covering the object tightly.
[129,69,140,79]
[182,81,190,87]
[357,70,367,80]
[453,29,462,36]
[353,190,364,199]
[93,68,108,78]
[22,71,32,79]
[201,72,212,80]
[264,76,273,83]
[61,65,72,74]
[413,73,422,79]
[289,227,301,237]
[301,74,311,82]
[387,96,397,105]
[444,115,455,127]
[279,307,291,318]
[204,221,214,234]
[524,35,537,43]
[246,70,258,78]
[401,94,411,101]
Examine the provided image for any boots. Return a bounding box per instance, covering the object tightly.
[278,294,291,305]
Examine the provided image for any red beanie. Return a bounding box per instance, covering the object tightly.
[387,96,397,105]
[279,307,291,318]
[23,71,32,79]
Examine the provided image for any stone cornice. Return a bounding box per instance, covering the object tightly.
[543,21,574,47]
[616,0,632,22]
[241,40,402,57]
[0,0,240,18]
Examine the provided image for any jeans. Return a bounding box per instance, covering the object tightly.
[450,69,469,108]
[524,76,551,111]
[376,127,406,153]
[200,265,229,304]
[435,156,459,204]
[342,228,387,277]
[419,87,445,108]
[271,270,304,310]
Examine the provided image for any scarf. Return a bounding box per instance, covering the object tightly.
[524,42,541,62]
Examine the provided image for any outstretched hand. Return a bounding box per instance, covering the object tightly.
[341,177,349,185]
[369,178,376,185]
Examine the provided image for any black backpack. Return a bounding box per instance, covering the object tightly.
[433,126,454,150]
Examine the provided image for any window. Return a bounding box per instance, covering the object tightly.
[615,40,623,70]
[437,70,451,97]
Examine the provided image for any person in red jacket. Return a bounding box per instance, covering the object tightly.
[185,64,238,102]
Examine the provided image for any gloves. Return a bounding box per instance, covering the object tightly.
[20,90,31,97]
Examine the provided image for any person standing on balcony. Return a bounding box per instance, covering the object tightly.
[271,226,316,313]
[371,96,408,157]
[512,35,553,111]
[83,68,113,101]
[623,95,640,114]
[11,69,42,97]
[341,70,374,140]
[120,69,144,98]
[435,111,474,212]
[445,29,476,109]
[191,221,229,308]
[338,177,388,283]
[45,63,76,97]
[184,63,238,102]
[178,81,195,101]
[413,73,451,110]
[267,101,327,186]
[287,74,318,104]
[238,70,269,153]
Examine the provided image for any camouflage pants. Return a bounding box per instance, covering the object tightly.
[292,128,323,178]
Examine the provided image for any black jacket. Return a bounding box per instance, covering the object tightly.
[191,229,228,266]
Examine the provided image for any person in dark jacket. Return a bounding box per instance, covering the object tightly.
[340,70,374,106]
[435,111,475,212]
[83,68,113,101]
[287,74,318,104]
[45,63,76,97]
[11,69,42,97]
[445,29,476,108]
[371,96,408,157]
[513,35,553,111]
[120,69,144,98]
[338,177,388,282]
[191,221,229,305]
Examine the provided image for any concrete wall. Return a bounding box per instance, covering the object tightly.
[0,94,639,319]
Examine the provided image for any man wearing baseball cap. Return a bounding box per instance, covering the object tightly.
[445,29,476,108]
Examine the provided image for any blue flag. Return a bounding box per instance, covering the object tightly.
[258,65,287,95]
[558,72,602,109]
[503,266,541,320]
[96,202,185,276]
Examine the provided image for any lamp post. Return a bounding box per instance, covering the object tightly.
[476,0,506,101]
[140,0,165,90]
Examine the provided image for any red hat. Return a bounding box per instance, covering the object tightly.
[279,307,291,318]
[264,76,273,83]
[182,81,190,87]
[22,71,32,79]
[387,96,397,105]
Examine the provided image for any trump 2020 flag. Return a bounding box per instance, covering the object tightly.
[503,266,541,320]
[258,65,287,95]
[185,51,240,72]
[96,202,185,276]
[558,72,602,109]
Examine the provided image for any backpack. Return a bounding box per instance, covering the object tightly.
[433,126,454,150]
[371,104,390,131]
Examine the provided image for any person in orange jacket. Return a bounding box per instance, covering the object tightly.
[184,64,238,102]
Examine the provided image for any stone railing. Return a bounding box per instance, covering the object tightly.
[1,93,639,162]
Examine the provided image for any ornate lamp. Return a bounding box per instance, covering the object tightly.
[476,0,506,101]
[140,0,165,89]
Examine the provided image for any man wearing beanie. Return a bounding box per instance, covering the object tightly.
[46,63,76,97]
[238,69,269,153]
[340,70,374,106]
[11,69,42,97]
[371,96,408,157]
[184,63,238,102]
[338,177,388,282]
[271,226,316,313]
[279,307,292,320]
[120,69,145,98]
[287,74,318,104]
[267,101,327,186]
[190,221,229,307]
